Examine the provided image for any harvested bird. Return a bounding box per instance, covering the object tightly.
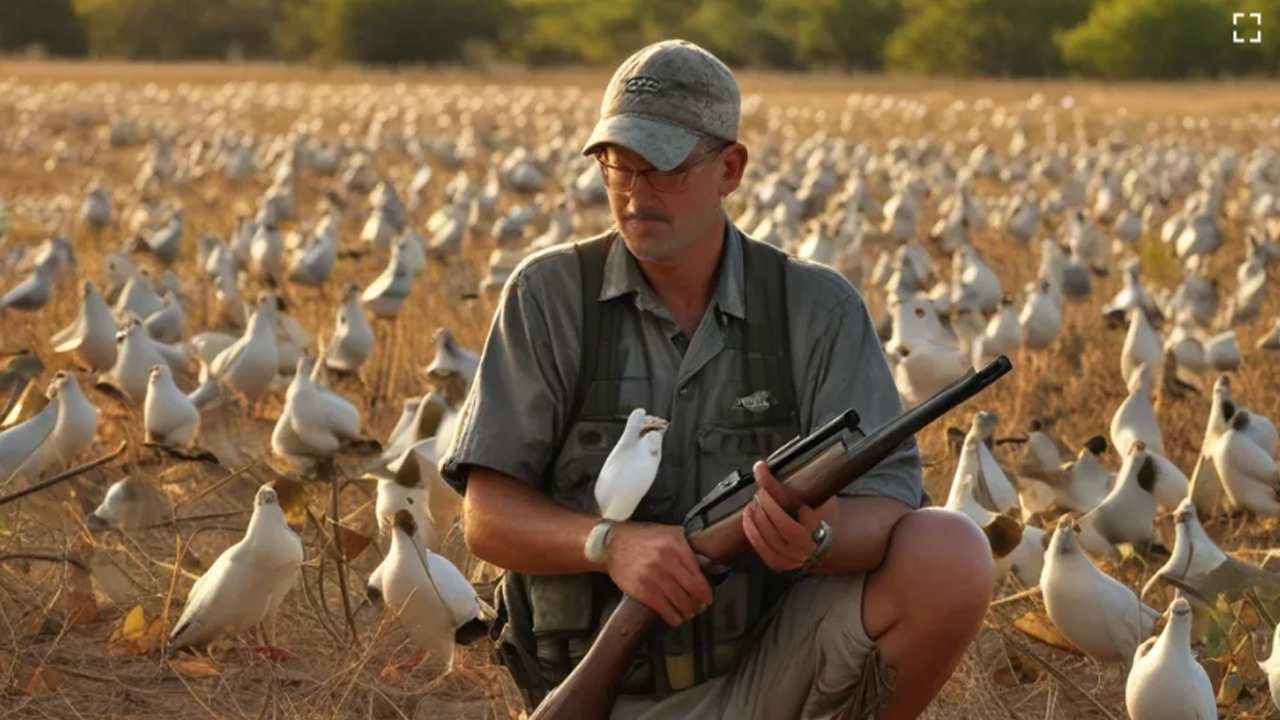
[324,284,373,374]
[1077,443,1160,559]
[271,354,364,465]
[170,484,303,650]
[378,510,484,673]
[144,364,199,447]
[1213,408,1280,516]
[1111,365,1165,457]
[51,282,117,371]
[87,476,172,531]
[1124,596,1216,720]
[1041,518,1158,662]
[0,256,54,312]
[595,408,670,521]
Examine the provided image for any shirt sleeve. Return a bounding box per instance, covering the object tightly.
[800,286,925,509]
[438,268,573,495]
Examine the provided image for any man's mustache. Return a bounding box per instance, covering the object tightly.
[623,209,670,223]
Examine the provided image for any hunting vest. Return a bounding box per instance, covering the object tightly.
[498,227,802,702]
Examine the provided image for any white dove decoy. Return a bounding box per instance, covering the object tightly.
[950,245,1001,315]
[145,364,199,447]
[132,209,183,265]
[286,222,336,286]
[1213,409,1280,516]
[1120,306,1163,386]
[51,281,117,371]
[1261,620,1280,712]
[271,354,362,464]
[1078,443,1160,559]
[143,291,185,344]
[87,476,171,532]
[1102,258,1162,326]
[1019,278,1063,350]
[249,222,283,284]
[945,472,1024,580]
[212,272,247,331]
[1124,596,1216,720]
[206,294,279,406]
[595,408,670,521]
[424,328,479,391]
[37,371,97,472]
[971,298,1020,369]
[81,184,111,229]
[381,509,483,673]
[373,445,437,552]
[362,242,414,318]
[1008,524,1047,588]
[949,415,1019,516]
[113,273,164,321]
[396,230,428,276]
[0,257,54,312]
[101,317,187,404]
[1041,518,1158,662]
[1111,365,1165,457]
[1202,330,1240,372]
[325,283,374,373]
[0,393,57,486]
[170,484,303,650]
[885,295,968,405]
[1023,435,1113,515]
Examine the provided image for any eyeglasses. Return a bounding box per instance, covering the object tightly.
[595,142,731,194]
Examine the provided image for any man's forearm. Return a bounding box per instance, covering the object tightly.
[463,466,604,575]
[810,495,913,575]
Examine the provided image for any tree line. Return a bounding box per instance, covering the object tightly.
[3,0,1277,79]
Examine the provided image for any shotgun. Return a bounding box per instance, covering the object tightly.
[529,355,1013,719]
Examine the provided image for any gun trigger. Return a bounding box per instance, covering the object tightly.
[696,554,731,585]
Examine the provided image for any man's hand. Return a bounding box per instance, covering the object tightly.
[743,460,824,571]
[602,522,715,627]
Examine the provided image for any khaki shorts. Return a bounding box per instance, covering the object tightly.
[609,573,894,720]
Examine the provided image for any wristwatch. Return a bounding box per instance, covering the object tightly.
[800,520,834,573]
[584,518,618,565]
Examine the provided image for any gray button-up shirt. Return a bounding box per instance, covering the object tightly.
[440,220,923,509]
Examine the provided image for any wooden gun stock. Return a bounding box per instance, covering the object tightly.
[530,356,1012,719]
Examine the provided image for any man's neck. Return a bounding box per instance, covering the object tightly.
[634,214,726,338]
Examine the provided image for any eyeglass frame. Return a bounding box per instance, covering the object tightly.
[593,139,734,194]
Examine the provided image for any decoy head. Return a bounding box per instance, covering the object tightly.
[256,485,279,507]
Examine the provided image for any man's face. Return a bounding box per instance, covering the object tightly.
[598,142,746,263]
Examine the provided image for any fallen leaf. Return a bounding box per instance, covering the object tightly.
[378,659,404,682]
[108,605,163,656]
[170,657,219,679]
[21,665,60,695]
[1012,611,1082,655]
[327,523,372,562]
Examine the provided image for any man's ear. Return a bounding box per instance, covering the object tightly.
[719,143,748,197]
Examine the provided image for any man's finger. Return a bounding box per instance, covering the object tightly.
[659,571,700,621]
[753,484,815,550]
[752,460,801,513]
[743,506,797,570]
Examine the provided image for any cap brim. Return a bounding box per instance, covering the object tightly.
[580,114,700,172]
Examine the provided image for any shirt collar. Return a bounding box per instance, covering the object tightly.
[598,216,747,321]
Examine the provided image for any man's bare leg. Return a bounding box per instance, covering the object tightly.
[861,508,996,719]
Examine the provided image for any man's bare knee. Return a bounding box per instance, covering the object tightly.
[864,508,995,638]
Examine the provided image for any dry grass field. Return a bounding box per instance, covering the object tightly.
[0,61,1278,719]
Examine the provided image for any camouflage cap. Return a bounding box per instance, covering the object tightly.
[582,39,739,172]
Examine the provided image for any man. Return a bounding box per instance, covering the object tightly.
[440,39,994,719]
